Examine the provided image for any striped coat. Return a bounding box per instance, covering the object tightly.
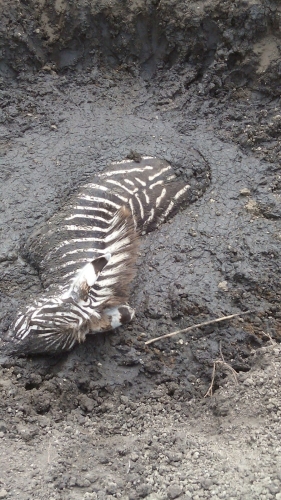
[8,157,191,354]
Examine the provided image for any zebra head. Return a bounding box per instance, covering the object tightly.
[7,253,135,355]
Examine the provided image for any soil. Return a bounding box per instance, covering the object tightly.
[0,1,281,499]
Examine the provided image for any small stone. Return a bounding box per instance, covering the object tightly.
[244,378,254,386]
[0,421,7,433]
[218,280,228,292]
[79,395,95,412]
[34,394,51,414]
[245,199,259,214]
[106,482,117,494]
[201,478,213,489]
[17,425,38,441]
[42,65,54,71]
[0,490,8,499]
[269,484,280,494]
[84,472,99,484]
[167,484,183,499]
[130,452,139,462]
[240,188,251,196]
[167,452,183,463]
[136,484,152,497]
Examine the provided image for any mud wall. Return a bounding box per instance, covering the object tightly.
[0,0,280,94]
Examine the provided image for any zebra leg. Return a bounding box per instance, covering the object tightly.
[89,305,135,333]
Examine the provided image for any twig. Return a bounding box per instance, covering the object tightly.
[127,460,131,474]
[204,359,238,398]
[261,330,275,346]
[144,310,253,345]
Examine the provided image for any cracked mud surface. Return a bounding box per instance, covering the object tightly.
[0,1,281,499]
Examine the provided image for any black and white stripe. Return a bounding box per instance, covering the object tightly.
[8,156,191,354]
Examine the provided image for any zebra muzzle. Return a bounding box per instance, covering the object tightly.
[89,305,135,333]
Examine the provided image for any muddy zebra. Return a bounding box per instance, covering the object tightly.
[7,156,192,354]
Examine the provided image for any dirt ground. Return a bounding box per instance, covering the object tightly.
[0,1,281,498]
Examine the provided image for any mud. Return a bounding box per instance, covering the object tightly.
[0,1,281,499]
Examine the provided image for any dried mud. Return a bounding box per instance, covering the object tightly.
[0,1,281,499]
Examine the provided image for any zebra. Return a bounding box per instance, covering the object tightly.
[6,156,192,354]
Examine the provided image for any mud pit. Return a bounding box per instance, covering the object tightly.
[1,1,281,499]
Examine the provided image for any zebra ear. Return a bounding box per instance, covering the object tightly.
[70,253,111,301]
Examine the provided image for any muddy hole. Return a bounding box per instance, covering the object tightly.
[1,0,280,413]
[1,1,281,498]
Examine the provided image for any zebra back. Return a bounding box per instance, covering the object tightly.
[24,156,191,291]
[99,156,191,233]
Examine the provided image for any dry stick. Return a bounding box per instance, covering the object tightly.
[261,330,275,346]
[204,359,239,398]
[144,310,253,346]
[204,340,238,398]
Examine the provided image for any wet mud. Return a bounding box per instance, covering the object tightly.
[0,1,281,499]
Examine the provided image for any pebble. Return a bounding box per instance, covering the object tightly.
[130,453,139,462]
[218,281,228,291]
[0,490,8,499]
[167,484,183,499]
[243,378,255,386]
[106,482,117,494]
[245,199,259,214]
[0,421,7,433]
[239,188,251,196]
[167,452,183,463]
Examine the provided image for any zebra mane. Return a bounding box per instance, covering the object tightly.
[88,205,139,308]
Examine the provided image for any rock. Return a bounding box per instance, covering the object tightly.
[244,378,254,386]
[106,482,117,494]
[79,395,96,412]
[167,484,183,499]
[120,395,129,405]
[239,188,251,196]
[245,199,259,214]
[33,394,51,414]
[17,425,38,441]
[218,280,228,291]
[167,452,183,463]
[136,484,152,497]
[0,421,7,433]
